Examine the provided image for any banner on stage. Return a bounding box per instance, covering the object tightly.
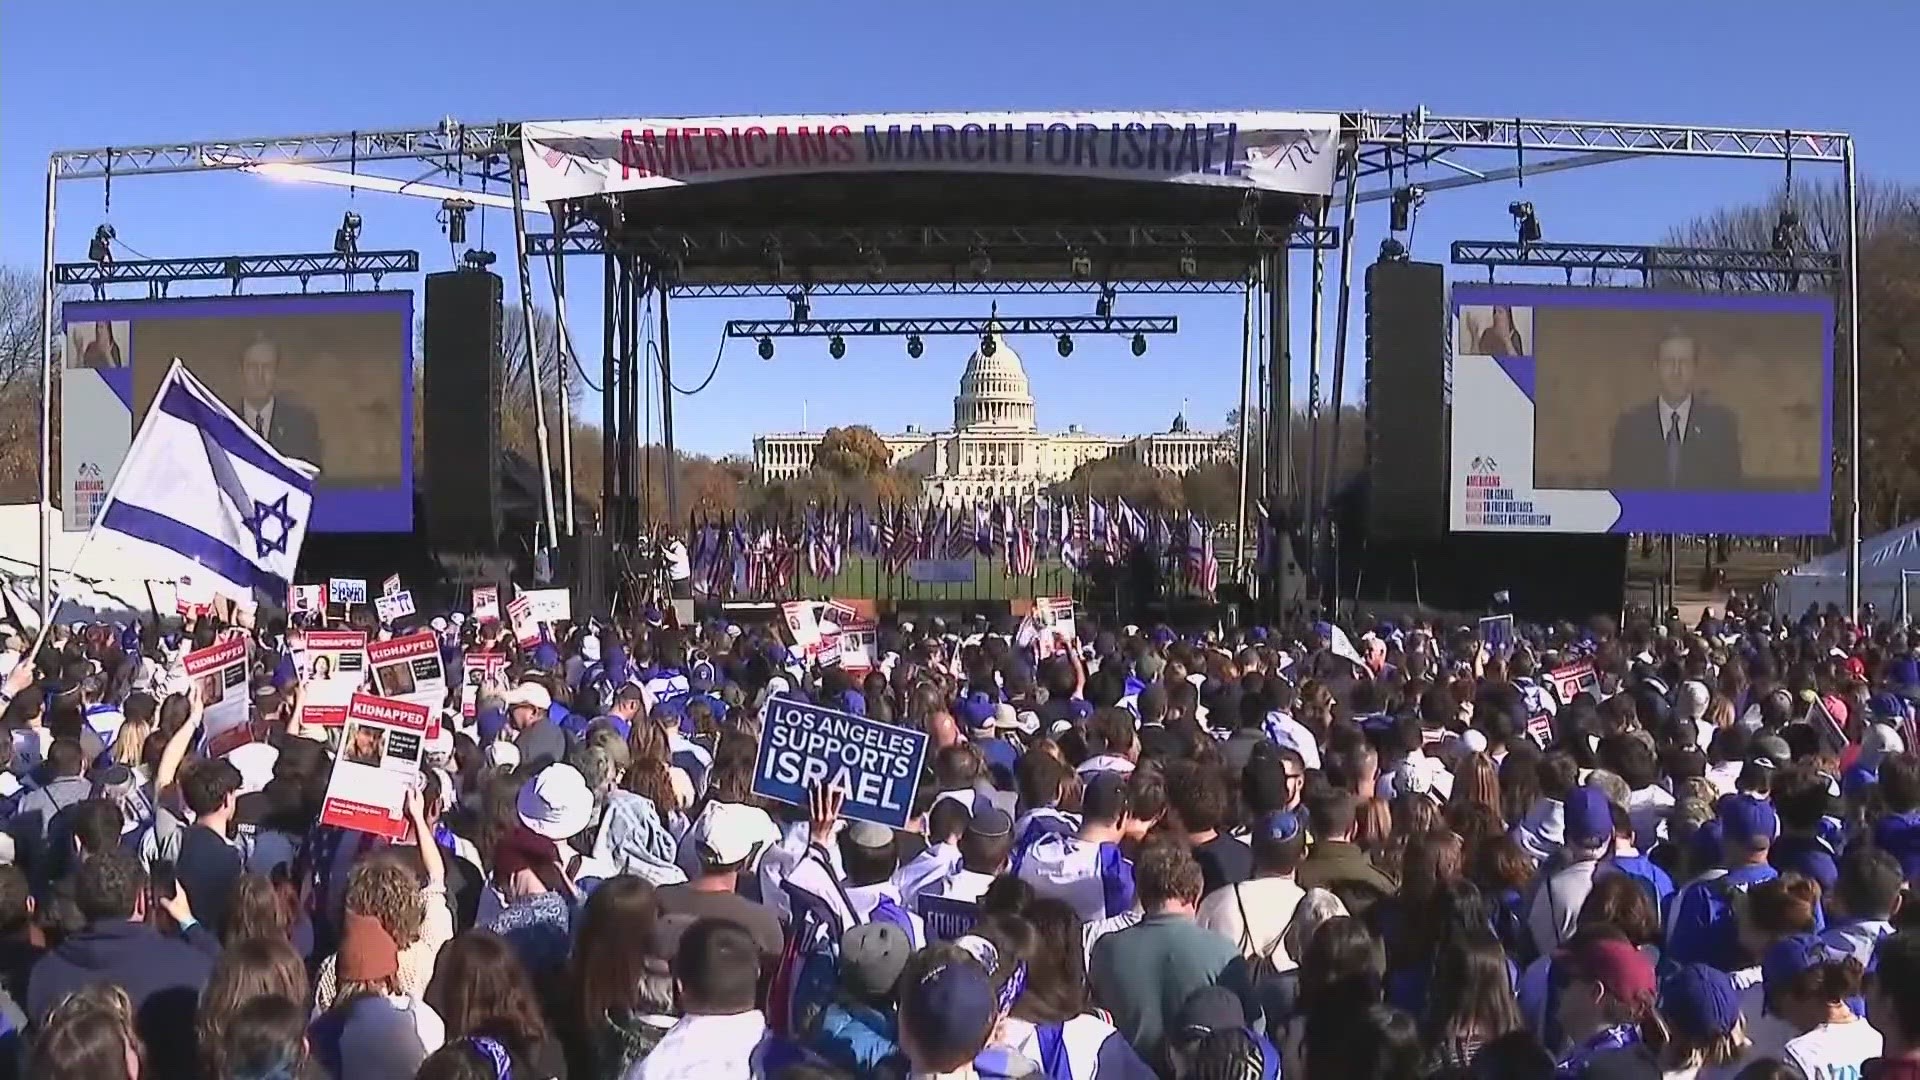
[297,629,369,726]
[522,110,1341,202]
[367,631,448,731]
[752,698,927,828]
[186,636,252,757]
[320,693,429,840]
[907,558,975,584]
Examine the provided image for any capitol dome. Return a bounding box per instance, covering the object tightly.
[953,318,1036,431]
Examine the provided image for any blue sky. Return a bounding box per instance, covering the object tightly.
[3,0,1913,458]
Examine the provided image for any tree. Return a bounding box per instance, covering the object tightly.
[1181,459,1242,520]
[811,425,893,478]
[1663,179,1920,533]
[1048,453,1181,512]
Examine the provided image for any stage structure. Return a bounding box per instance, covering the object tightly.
[33,111,1865,618]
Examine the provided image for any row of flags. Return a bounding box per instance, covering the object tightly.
[689,497,1221,598]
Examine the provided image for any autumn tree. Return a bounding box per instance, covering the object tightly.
[1049,453,1182,512]
[811,425,894,478]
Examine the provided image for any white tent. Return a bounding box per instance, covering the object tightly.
[0,504,184,632]
[1771,519,1920,618]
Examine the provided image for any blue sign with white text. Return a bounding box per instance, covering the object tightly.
[753,698,928,828]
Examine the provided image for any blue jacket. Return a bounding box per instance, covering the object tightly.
[809,1000,903,1074]
[28,920,215,1078]
[1875,810,1920,881]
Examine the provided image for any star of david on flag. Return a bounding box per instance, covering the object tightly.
[88,359,318,607]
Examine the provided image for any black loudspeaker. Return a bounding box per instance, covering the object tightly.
[1364,260,1448,541]
[423,270,503,551]
[554,529,611,621]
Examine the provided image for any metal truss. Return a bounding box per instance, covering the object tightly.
[723,315,1177,338]
[49,122,510,180]
[1449,239,1842,278]
[54,250,420,297]
[672,279,1239,298]
[530,222,1337,258]
[1349,110,1847,178]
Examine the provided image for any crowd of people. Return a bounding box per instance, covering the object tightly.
[0,593,1918,1080]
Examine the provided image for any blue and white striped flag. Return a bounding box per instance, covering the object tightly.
[93,360,318,606]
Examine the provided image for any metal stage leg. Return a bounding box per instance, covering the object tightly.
[1304,198,1330,571]
[1325,146,1361,603]
[602,252,618,535]
[551,235,576,537]
[1233,275,1254,584]
[1843,140,1862,618]
[36,160,56,621]
[656,276,680,525]
[508,157,559,550]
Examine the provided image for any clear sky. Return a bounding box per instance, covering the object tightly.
[3,0,1913,458]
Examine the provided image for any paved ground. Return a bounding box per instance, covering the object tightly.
[1626,544,1801,622]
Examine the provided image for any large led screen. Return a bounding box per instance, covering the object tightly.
[1449,285,1832,536]
[61,292,414,533]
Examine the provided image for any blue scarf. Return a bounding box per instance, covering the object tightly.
[1556,1024,1641,1078]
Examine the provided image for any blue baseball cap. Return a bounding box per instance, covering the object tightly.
[899,957,997,1060]
[958,692,996,731]
[1661,963,1740,1040]
[1719,795,1780,847]
[1252,811,1303,846]
[1565,788,1614,849]
[1762,933,1851,995]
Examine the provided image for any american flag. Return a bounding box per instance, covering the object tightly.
[1183,513,1219,597]
[889,507,919,572]
[946,506,977,560]
[1007,501,1036,578]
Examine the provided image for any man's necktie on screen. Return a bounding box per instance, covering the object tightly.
[254,413,266,438]
[1666,409,1682,484]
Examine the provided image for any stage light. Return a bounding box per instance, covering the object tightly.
[1177,249,1198,278]
[87,224,116,264]
[1069,249,1093,278]
[828,334,846,360]
[1772,206,1800,252]
[461,249,496,270]
[1095,287,1115,320]
[438,198,473,246]
[906,334,924,359]
[1508,201,1540,245]
[757,335,775,360]
[980,333,997,358]
[1389,187,1423,232]
[1056,333,1073,358]
[970,247,992,278]
[1130,332,1147,357]
[788,291,810,322]
[1378,237,1408,262]
[333,210,363,255]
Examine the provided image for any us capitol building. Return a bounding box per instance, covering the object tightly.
[752,326,1229,506]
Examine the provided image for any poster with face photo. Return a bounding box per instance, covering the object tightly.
[187,636,253,757]
[298,629,369,726]
[366,631,448,735]
[319,693,428,840]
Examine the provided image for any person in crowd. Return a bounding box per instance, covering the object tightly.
[311,910,446,1079]
[174,756,245,938]
[196,937,310,1080]
[504,683,572,770]
[1017,771,1139,925]
[896,796,970,908]
[1552,928,1667,1079]
[930,805,1016,905]
[809,920,910,1074]
[1865,931,1920,1079]
[206,994,317,1080]
[424,929,569,1078]
[9,738,93,877]
[1669,795,1783,969]
[1167,761,1252,897]
[631,917,770,1078]
[572,740,685,887]
[1659,963,1756,1080]
[1764,933,1883,1080]
[1527,787,1617,959]
[1296,788,1397,917]
[28,983,145,1080]
[654,802,785,962]
[1196,809,1306,977]
[894,944,1009,1079]
[564,876,672,1079]
[1821,848,1903,970]
[990,898,1154,1079]
[28,849,211,1078]
[1089,839,1238,1063]
[315,797,451,1009]
[485,825,581,984]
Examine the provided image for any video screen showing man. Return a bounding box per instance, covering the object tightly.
[1607,330,1742,490]
[239,334,323,466]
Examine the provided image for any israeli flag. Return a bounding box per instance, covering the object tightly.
[93,360,317,606]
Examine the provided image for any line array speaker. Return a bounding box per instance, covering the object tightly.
[423,269,503,551]
[1364,259,1449,541]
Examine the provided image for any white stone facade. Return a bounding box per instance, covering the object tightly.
[752,328,1228,506]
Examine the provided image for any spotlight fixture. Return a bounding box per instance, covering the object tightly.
[1508,201,1541,245]
[1177,249,1198,278]
[906,334,924,359]
[828,334,846,360]
[1069,249,1093,279]
[1056,333,1074,358]
[1389,186,1423,233]
[1772,206,1800,252]
[969,247,992,279]
[788,291,810,322]
[87,224,116,264]
[1095,286,1115,320]
[1130,332,1148,357]
[757,335,775,361]
[333,210,363,255]
[980,333,997,359]
[1378,237,1409,262]
[437,198,474,246]
[461,249,497,270]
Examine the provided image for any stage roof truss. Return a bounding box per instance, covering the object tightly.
[53,250,420,297]
[723,314,1177,338]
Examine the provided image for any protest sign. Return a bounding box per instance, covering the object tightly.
[471,585,500,621]
[319,693,429,840]
[1478,614,1515,655]
[507,595,541,649]
[381,574,403,597]
[366,631,448,735]
[186,636,253,757]
[289,584,325,616]
[1035,596,1077,657]
[1546,660,1599,706]
[521,587,571,624]
[297,629,368,726]
[1524,707,1555,749]
[919,894,979,942]
[374,591,416,624]
[838,629,876,673]
[329,578,368,606]
[462,653,510,719]
[753,698,926,828]
[779,601,822,654]
[176,573,214,618]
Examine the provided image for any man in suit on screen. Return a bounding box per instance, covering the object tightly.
[237,333,323,469]
[1607,330,1742,491]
